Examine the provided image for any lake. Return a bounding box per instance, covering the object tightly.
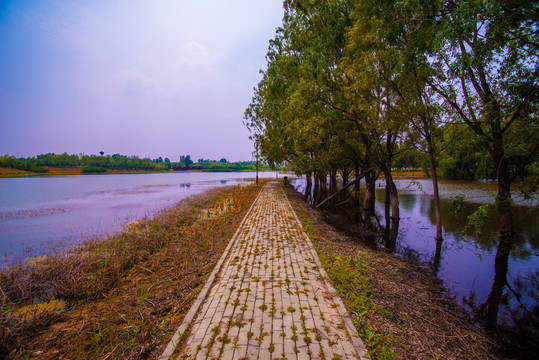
[0,172,277,263]
[292,176,538,357]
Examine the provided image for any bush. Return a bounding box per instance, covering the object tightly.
[27,165,48,173]
[82,166,107,173]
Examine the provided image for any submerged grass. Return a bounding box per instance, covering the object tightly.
[0,180,267,359]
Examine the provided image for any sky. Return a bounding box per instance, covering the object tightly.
[0,0,284,162]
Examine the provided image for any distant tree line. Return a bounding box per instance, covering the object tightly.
[0,153,273,173]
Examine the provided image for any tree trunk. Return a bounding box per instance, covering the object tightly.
[316,169,374,208]
[319,174,328,193]
[364,171,376,213]
[432,239,443,274]
[329,171,337,194]
[305,173,313,203]
[489,139,515,236]
[382,201,398,252]
[341,166,349,187]
[355,163,361,192]
[428,142,443,241]
[384,171,400,220]
[306,172,313,189]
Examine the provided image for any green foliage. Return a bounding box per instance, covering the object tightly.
[438,126,495,180]
[195,159,272,172]
[319,253,398,359]
[464,204,494,237]
[1,154,276,174]
[392,147,426,171]
[82,166,107,173]
[244,0,538,217]
[518,162,539,201]
[449,195,466,214]
[0,155,49,173]
[297,207,398,359]
[29,152,165,171]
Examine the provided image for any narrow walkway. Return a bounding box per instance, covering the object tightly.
[165,182,370,360]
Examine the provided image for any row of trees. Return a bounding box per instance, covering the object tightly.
[245,0,538,239]
[1,153,164,171]
[0,153,270,173]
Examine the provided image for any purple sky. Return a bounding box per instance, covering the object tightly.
[0,0,284,162]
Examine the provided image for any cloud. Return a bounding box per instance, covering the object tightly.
[116,67,166,98]
[175,41,210,68]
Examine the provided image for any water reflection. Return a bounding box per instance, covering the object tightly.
[0,172,275,264]
[292,176,538,357]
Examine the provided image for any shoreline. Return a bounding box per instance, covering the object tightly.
[0,167,273,178]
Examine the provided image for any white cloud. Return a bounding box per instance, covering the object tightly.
[116,67,166,98]
[175,41,210,68]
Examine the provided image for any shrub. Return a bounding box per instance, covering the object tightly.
[82,166,107,173]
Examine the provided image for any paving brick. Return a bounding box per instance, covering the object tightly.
[171,182,370,359]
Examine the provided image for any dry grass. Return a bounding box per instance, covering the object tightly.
[392,169,428,178]
[0,169,33,177]
[0,180,267,359]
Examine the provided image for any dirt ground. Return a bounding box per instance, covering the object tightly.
[285,185,507,360]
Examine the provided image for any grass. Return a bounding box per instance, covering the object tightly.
[294,204,398,360]
[0,180,267,358]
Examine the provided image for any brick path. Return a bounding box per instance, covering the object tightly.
[161,181,370,360]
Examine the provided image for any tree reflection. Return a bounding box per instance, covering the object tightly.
[293,176,538,357]
[466,229,539,357]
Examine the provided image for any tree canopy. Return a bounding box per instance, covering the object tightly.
[245,0,538,228]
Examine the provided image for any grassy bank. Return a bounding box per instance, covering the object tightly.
[284,184,504,360]
[0,180,267,359]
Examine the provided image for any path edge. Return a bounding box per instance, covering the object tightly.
[281,185,373,360]
[158,183,267,360]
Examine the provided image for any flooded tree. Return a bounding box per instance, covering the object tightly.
[428,0,539,236]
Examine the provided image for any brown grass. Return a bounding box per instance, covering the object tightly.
[392,169,428,178]
[0,169,33,177]
[0,180,267,359]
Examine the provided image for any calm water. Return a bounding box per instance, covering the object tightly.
[293,177,538,357]
[0,172,277,263]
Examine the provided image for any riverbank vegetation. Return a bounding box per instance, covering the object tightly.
[286,184,504,360]
[0,153,274,176]
[0,181,266,358]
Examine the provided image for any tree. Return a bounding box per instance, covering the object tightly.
[428,0,539,235]
[179,155,193,167]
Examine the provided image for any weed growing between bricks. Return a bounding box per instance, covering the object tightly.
[177,182,365,359]
[0,180,267,359]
